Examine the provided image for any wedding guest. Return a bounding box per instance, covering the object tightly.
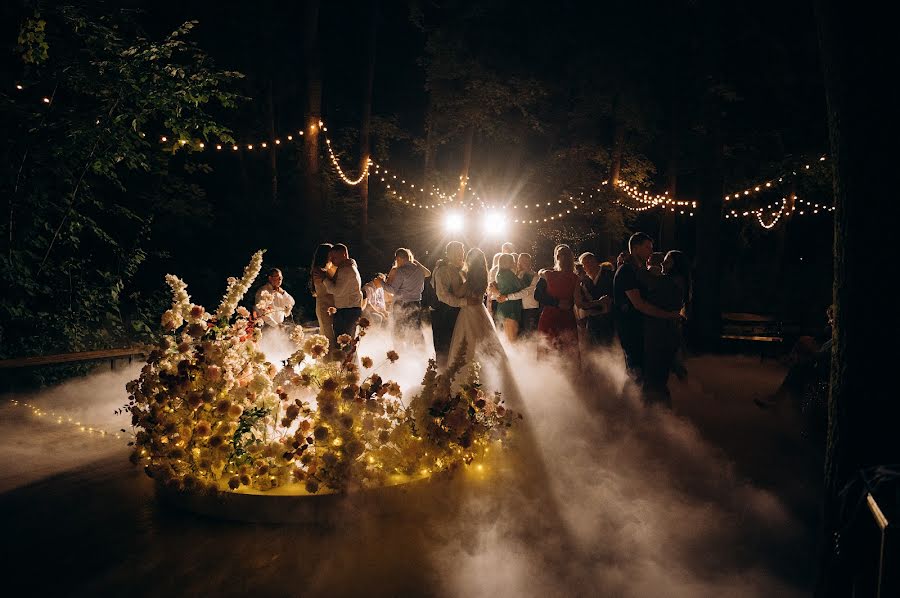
[431,241,468,367]
[578,252,614,346]
[384,248,430,348]
[488,252,504,319]
[643,250,692,407]
[497,253,540,336]
[362,273,389,327]
[647,252,665,276]
[616,252,628,269]
[494,253,524,342]
[755,305,834,410]
[254,268,296,327]
[614,233,682,379]
[318,243,363,343]
[501,242,516,254]
[309,243,336,348]
[536,244,587,353]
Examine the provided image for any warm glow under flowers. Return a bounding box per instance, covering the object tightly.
[126,252,516,496]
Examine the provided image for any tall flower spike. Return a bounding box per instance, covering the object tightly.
[216,250,265,321]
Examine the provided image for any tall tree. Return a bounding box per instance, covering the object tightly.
[815,1,900,595]
[302,0,322,230]
[2,6,240,365]
[359,0,378,245]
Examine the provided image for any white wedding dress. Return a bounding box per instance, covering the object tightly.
[447,300,505,369]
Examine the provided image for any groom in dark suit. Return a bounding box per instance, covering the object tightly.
[429,241,467,368]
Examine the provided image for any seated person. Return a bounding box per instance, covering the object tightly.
[362,273,389,326]
[755,305,834,409]
[255,268,295,327]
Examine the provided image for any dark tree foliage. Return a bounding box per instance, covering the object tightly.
[0,3,241,375]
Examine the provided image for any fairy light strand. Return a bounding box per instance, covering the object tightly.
[8,400,126,440]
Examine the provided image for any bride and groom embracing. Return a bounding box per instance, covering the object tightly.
[429,241,505,371]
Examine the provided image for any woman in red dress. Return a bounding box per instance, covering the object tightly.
[536,245,585,352]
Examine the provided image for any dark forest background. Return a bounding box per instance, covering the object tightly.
[1,0,834,377]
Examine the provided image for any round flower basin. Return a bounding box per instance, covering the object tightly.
[155,472,447,524]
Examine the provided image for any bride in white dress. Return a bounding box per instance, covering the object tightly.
[447,248,505,369]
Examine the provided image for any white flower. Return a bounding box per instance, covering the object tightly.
[216,250,265,321]
[161,309,183,331]
[302,334,330,355]
[289,326,305,347]
[249,373,271,394]
[256,290,274,315]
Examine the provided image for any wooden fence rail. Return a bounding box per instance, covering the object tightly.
[0,347,148,370]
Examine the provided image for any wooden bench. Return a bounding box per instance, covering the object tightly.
[0,346,148,370]
[720,313,784,359]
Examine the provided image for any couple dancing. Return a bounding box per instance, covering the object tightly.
[431,241,505,373]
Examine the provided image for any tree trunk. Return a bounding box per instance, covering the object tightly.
[690,100,724,351]
[423,99,437,184]
[359,0,378,246]
[609,93,626,186]
[303,0,322,234]
[659,120,678,250]
[815,1,900,595]
[457,124,474,203]
[266,78,278,204]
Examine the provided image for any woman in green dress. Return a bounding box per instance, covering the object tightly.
[495,253,524,341]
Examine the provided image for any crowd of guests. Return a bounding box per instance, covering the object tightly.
[253,233,696,407]
[252,236,833,417]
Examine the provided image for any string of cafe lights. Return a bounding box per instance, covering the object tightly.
[724,155,829,203]
[7,399,126,441]
[724,195,835,228]
[12,81,833,228]
[8,81,670,225]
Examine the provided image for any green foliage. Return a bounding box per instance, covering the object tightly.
[1,4,242,370]
[17,14,49,64]
[230,406,271,463]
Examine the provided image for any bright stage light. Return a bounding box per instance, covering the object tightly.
[483,212,508,236]
[444,212,464,233]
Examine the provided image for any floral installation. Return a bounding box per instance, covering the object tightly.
[125,251,516,495]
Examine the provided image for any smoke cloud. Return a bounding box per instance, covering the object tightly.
[0,324,814,596]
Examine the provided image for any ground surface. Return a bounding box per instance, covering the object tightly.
[0,349,821,597]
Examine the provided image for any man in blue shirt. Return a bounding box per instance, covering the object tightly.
[384,248,430,349]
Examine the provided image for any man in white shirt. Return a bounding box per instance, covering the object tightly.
[254,268,296,327]
[316,243,363,342]
[430,241,468,367]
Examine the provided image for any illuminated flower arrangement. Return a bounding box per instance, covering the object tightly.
[125,251,516,495]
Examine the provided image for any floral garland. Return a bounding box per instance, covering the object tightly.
[125,252,516,495]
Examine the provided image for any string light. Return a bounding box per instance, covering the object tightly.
[725,194,834,228]
[93,103,829,225]
[724,155,829,202]
[7,400,125,441]
[323,137,370,185]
